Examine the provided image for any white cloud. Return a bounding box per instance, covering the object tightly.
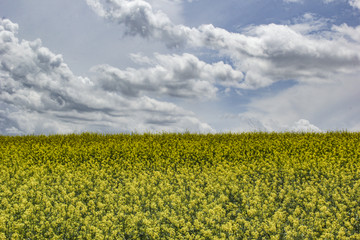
[91,52,243,99]
[198,19,359,88]
[232,21,360,87]
[230,116,322,133]
[349,0,360,9]
[145,0,185,24]
[86,0,191,48]
[290,13,330,34]
[290,119,322,132]
[234,72,360,132]
[332,24,360,42]
[0,18,214,135]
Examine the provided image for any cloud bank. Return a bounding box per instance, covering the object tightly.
[0,18,213,135]
[92,52,243,99]
[350,0,360,10]
[83,0,360,133]
[87,0,360,90]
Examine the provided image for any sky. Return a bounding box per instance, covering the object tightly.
[1,0,360,135]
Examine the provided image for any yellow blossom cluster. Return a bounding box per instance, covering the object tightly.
[0,132,359,239]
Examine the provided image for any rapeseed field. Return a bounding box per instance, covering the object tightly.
[0,132,359,239]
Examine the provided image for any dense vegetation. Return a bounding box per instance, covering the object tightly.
[1,132,360,239]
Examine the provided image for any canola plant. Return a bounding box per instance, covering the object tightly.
[0,132,360,239]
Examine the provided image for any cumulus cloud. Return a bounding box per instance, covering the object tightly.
[349,0,360,9]
[234,21,360,86]
[0,18,214,135]
[332,24,360,42]
[193,18,360,88]
[233,72,360,132]
[221,113,322,133]
[225,113,324,133]
[0,19,91,113]
[290,119,322,132]
[91,52,243,99]
[86,0,360,89]
[86,0,192,48]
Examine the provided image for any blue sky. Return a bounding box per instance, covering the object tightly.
[1,0,360,134]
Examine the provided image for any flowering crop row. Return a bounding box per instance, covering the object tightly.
[0,132,360,239]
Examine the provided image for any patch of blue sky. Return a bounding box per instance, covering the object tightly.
[218,79,299,112]
[183,0,359,30]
